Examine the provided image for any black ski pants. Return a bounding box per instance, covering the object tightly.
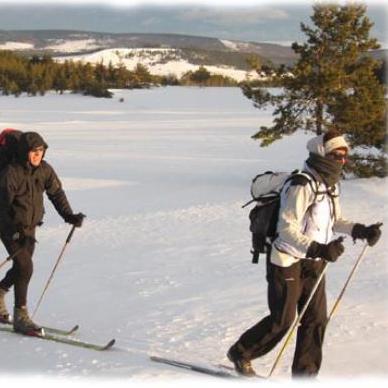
[237,259,327,377]
[0,228,36,308]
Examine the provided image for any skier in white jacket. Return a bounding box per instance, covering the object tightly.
[227,130,382,377]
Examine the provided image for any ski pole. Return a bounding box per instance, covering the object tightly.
[0,247,24,270]
[267,261,329,378]
[32,225,77,318]
[327,242,368,322]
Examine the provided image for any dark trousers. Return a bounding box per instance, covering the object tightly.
[0,229,36,308]
[238,259,327,376]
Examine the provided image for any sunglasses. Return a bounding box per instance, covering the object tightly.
[328,152,348,162]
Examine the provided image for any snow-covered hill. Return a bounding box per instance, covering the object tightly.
[0,87,387,387]
[54,48,260,82]
[0,30,298,81]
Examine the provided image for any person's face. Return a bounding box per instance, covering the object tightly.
[327,148,347,166]
[28,146,45,167]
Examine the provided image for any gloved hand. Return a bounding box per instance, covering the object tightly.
[351,223,382,247]
[307,237,345,262]
[64,213,86,228]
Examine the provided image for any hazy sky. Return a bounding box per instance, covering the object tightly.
[0,0,386,47]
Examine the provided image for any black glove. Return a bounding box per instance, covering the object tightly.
[64,213,85,228]
[351,223,382,247]
[307,237,345,262]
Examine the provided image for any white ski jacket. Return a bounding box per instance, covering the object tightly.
[271,166,355,267]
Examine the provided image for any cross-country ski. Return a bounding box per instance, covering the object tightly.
[0,325,115,351]
[150,356,240,379]
[1,322,79,336]
[150,355,269,379]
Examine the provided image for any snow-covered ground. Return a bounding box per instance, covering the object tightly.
[0,41,35,50]
[0,87,387,388]
[54,48,259,82]
[45,39,102,52]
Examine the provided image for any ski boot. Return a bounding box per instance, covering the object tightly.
[0,287,11,324]
[227,342,257,377]
[13,306,43,335]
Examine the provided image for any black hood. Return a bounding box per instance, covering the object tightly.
[18,132,48,163]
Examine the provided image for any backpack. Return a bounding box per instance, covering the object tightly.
[0,128,23,172]
[244,170,318,264]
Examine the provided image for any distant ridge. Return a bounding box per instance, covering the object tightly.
[0,29,298,66]
[1,29,385,82]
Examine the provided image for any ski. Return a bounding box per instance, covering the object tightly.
[150,355,239,379]
[42,324,79,336]
[39,331,115,351]
[0,325,115,351]
[1,321,79,336]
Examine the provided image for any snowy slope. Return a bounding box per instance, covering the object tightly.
[54,48,259,82]
[0,41,35,50]
[0,87,387,387]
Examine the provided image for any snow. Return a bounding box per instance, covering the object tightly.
[220,39,252,52]
[45,39,102,52]
[0,87,387,387]
[0,41,35,50]
[54,48,259,82]
[220,39,239,51]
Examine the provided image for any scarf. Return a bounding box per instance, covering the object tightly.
[306,152,343,188]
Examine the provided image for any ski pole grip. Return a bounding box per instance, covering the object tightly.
[66,225,77,244]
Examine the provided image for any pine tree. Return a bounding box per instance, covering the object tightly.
[190,66,211,84]
[243,4,386,176]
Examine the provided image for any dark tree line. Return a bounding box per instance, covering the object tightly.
[180,66,238,86]
[0,51,166,97]
[0,51,237,98]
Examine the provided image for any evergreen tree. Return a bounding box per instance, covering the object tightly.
[243,4,386,176]
[190,66,211,84]
[132,63,152,85]
[53,65,67,94]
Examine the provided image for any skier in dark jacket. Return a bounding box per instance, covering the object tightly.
[0,131,85,334]
[227,130,382,378]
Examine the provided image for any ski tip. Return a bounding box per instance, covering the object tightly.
[103,338,116,350]
[70,324,80,333]
[150,355,164,362]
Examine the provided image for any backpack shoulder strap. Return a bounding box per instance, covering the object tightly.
[282,170,319,204]
[285,170,317,190]
[288,174,312,187]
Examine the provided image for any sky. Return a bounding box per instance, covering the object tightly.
[0,0,386,47]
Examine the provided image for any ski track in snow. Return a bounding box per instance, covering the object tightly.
[0,87,387,385]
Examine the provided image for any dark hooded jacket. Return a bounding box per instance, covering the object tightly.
[0,132,72,237]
